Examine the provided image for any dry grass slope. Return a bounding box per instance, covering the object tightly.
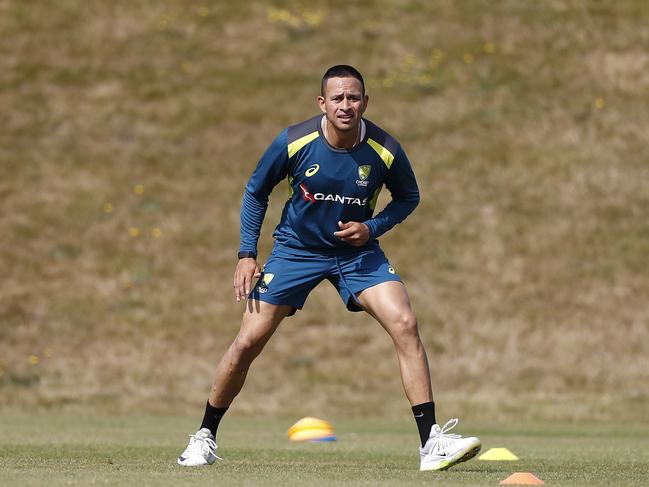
[1,0,648,420]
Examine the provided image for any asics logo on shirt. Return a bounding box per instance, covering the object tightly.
[305,164,320,177]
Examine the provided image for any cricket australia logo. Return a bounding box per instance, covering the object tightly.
[356,165,371,187]
[257,273,274,294]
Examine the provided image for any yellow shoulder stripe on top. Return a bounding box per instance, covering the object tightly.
[369,185,382,211]
[367,138,395,169]
[288,131,319,158]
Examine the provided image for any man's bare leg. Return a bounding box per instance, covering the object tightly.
[357,281,481,470]
[210,299,293,407]
[356,281,432,406]
[178,300,291,466]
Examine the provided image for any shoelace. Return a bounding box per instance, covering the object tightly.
[426,418,462,454]
[187,434,222,460]
[438,418,461,438]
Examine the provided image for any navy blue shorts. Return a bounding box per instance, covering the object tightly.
[250,243,401,315]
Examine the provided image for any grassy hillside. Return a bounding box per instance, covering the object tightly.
[1,0,648,420]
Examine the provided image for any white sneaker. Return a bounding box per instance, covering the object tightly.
[419,418,481,471]
[177,428,220,466]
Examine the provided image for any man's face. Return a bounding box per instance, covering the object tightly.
[318,77,368,133]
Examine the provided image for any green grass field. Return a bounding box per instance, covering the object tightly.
[1,415,648,486]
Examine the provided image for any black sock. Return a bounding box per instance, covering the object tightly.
[200,401,229,437]
[412,401,436,447]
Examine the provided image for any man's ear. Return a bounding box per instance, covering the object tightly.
[317,95,326,113]
[362,94,369,114]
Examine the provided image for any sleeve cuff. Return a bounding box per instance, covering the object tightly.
[362,220,376,239]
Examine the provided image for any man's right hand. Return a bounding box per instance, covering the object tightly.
[233,258,261,302]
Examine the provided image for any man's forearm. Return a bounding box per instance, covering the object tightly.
[363,197,419,239]
[239,189,269,254]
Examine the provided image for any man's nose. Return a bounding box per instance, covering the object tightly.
[341,97,351,110]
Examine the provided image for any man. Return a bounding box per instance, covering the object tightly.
[178,65,481,472]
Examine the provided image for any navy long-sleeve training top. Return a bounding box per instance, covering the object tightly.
[239,115,420,254]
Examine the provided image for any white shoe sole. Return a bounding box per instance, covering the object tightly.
[177,455,217,467]
[420,439,482,471]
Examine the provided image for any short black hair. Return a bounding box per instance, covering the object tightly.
[321,65,365,97]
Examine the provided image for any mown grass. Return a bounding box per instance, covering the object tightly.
[0,415,648,486]
[1,0,648,419]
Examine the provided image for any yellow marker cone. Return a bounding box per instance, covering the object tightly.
[478,447,519,461]
[288,417,336,442]
[500,472,544,485]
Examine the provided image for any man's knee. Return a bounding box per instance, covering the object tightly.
[392,310,420,343]
[232,331,265,360]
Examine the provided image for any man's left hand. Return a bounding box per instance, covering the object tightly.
[334,220,370,247]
